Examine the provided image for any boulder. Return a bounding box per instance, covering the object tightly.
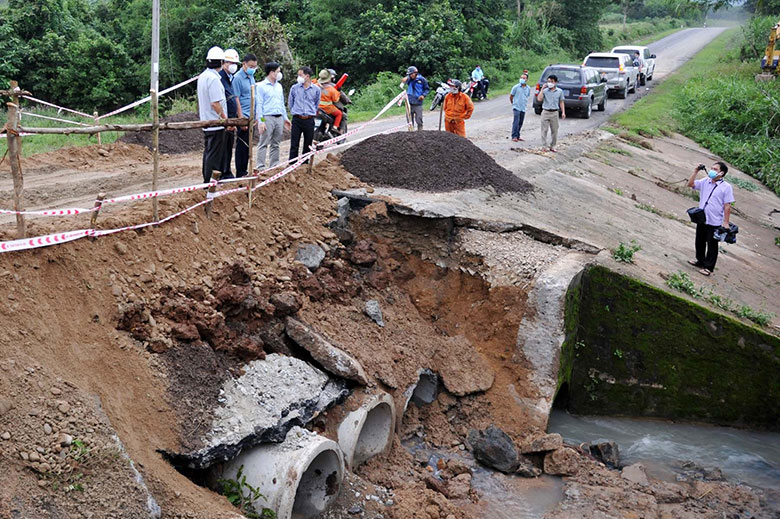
[285,317,368,384]
[295,244,326,271]
[269,291,302,316]
[468,425,519,474]
[589,439,620,468]
[621,463,650,486]
[364,300,385,327]
[520,433,563,454]
[436,336,494,396]
[543,447,581,476]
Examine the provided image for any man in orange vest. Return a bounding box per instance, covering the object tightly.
[317,69,343,134]
[442,80,474,137]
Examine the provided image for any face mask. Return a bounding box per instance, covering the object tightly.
[247,67,257,76]
[277,72,283,81]
[547,82,555,89]
[450,88,458,94]
[519,78,526,85]
[708,170,718,179]
[297,76,305,85]
[227,64,238,74]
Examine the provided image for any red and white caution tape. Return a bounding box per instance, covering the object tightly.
[20,95,93,119]
[0,206,96,216]
[20,111,92,127]
[96,76,198,121]
[0,229,93,253]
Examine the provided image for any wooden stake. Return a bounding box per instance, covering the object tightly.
[94,111,101,145]
[6,95,25,239]
[307,153,315,175]
[151,90,160,221]
[90,192,106,228]
[248,83,256,207]
[205,170,222,218]
[404,94,413,131]
[438,96,445,131]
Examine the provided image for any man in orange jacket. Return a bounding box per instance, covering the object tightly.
[317,69,343,134]
[442,80,474,137]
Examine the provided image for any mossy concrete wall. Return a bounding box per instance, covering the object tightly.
[558,265,780,430]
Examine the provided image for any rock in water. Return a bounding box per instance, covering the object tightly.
[468,425,519,473]
[364,300,385,327]
[520,432,563,454]
[295,244,326,271]
[543,447,581,476]
[285,317,368,384]
[589,439,620,468]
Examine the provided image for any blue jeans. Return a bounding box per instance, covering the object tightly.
[511,109,526,139]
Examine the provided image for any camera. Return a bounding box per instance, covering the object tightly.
[697,164,706,171]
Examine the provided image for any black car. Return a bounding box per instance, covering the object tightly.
[532,65,608,118]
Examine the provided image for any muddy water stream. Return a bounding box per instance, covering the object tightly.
[548,409,780,507]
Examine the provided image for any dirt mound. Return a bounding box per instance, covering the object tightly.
[119,111,203,154]
[340,131,533,194]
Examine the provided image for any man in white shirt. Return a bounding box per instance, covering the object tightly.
[255,62,291,170]
[197,46,228,183]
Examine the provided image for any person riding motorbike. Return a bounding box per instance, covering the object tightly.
[471,65,489,99]
[317,69,343,135]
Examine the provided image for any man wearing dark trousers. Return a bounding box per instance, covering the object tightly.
[687,161,734,276]
[218,48,241,179]
[232,53,258,177]
[197,46,228,183]
[288,66,320,163]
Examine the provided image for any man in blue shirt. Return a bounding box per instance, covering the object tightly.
[401,66,429,130]
[536,74,566,152]
[218,48,241,179]
[255,62,291,170]
[232,53,258,177]
[288,66,321,163]
[509,73,531,142]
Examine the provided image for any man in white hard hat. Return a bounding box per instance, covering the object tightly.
[218,48,241,179]
[197,46,228,183]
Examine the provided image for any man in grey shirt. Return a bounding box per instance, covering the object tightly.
[536,74,566,152]
[197,46,229,183]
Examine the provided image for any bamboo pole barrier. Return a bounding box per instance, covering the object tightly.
[248,85,256,208]
[404,93,413,131]
[94,111,101,145]
[6,81,26,238]
[151,90,160,220]
[90,193,106,228]
[19,117,250,135]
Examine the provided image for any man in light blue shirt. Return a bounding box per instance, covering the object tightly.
[197,46,228,183]
[471,65,489,99]
[536,74,566,152]
[509,73,531,142]
[288,66,320,163]
[255,61,291,170]
[232,53,257,177]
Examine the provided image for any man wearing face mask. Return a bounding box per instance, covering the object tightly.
[232,53,258,178]
[536,74,565,152]
[197,46,228,184]
[509,73,531,142]
[218,49,241,179]
[686,161,735,276]
[288,66,321,163]
[255,62,291,170]
[442,80,473,137]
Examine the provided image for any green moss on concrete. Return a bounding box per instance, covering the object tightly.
[562,265,780,430]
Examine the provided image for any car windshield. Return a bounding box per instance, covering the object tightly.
[612,49,634,56]
[544,69,580,82]
[585,57,621,68]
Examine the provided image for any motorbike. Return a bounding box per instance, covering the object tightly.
[314,81,355,142]
[429,82,451,111]
[466,78,489,100]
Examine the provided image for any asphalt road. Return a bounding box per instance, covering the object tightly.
[361,27,727,155]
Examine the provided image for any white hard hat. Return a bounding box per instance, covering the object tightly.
[224,49,240,64]
[206,46,225,61]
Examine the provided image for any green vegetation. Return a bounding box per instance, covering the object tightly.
[219,465,276,519]
[609,187,625,195]
[635,202,683,222]
[613,19,780,196]
[666,270,775,326]
[612,240,641,263]
[729,177,760,192]
[606,147,632,156]
[559,265,780,428]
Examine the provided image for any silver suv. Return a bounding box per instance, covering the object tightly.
[611,45,657,85]
[583,52,638,99]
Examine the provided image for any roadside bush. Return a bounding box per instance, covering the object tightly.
[739,15,777,61]
[350,71,406,114]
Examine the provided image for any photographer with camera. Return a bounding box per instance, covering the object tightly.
[686,161,734,276]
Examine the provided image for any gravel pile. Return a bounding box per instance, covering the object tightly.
[340,131,533,194]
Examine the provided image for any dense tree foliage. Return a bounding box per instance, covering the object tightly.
[0,0,722,111]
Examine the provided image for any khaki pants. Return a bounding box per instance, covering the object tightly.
[540,110,559,148]
[255,115,284,168]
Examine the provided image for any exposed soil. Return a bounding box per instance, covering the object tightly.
[340,131,533,194]
[120,112,204,155]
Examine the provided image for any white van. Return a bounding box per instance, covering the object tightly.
[611,45,657,85]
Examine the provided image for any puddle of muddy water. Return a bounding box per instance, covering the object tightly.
[403,438,563,519]
[548,409,780,506]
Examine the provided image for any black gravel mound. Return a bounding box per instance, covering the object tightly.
[119,111,203,154]
[340,131,532,194]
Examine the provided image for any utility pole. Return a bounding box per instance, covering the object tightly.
[150,0,161,220]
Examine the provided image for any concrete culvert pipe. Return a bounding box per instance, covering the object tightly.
[221,427,344,519]
[337,391,396,469]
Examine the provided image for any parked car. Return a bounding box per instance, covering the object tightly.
[532,65,608,118]
[611,45,657,85]
[582,52,639,99]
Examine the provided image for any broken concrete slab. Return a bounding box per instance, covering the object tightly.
[163,354,348,469]
[285,317,368,385]
[520,432,563,454]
